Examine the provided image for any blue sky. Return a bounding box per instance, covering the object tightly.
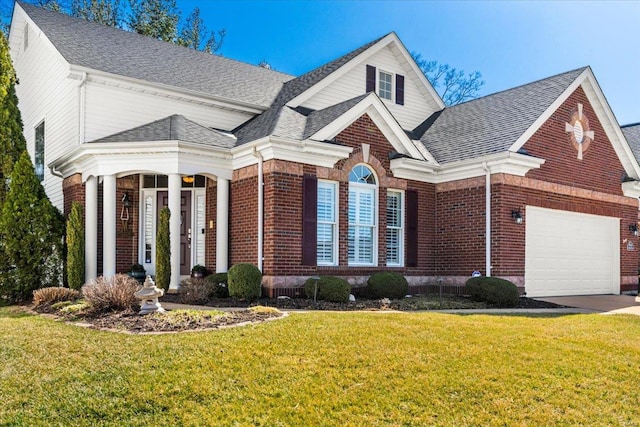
[180,0,640,126]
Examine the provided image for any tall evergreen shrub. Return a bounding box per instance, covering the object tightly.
[0,151,65,302]
[0,32,26,209]
[156,207,171,291]
[66,201,85,290]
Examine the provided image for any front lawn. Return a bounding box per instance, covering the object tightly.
[1,307,639,426]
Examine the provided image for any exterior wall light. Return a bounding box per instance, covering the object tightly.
[511,209,523,224]
[630,224,639,236]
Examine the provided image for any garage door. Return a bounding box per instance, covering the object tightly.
[525,206,619,297]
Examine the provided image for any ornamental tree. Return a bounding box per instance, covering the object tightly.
[155,207,171,291]
[66,201,85,290]
[0,151,65,302]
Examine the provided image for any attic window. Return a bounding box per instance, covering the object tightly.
[378,70,393,100]
[366,65,404,105]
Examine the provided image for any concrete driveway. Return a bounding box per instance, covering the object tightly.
[535,294,640,315]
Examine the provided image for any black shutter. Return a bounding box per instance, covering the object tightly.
[396,74,405,105]
[406,190,418,267]
[302,174,317,266]
[366,65,376,93]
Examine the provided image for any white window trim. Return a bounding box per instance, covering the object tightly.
[377,69,394,102]
[386,189,404,267]
[317,180,339,266]
[348,164,378,267]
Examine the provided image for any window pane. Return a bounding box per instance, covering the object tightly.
[379,71,392,100]
[35,122,45,182]
[386,191,403,265]
[349,164,376,184]
[317,181,337,265]
[156,175,168,188]
[144,195,154,263]
[143,175,155,188]
[195,194,205,266]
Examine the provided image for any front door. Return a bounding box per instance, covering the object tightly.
[158,191,192,275]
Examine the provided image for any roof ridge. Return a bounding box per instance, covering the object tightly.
[447,66,589,110]
[17,2,294,79]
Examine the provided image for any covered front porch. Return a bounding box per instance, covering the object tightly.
[53,115,236,289]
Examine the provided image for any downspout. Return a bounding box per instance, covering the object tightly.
[77,72,87,145]
[252,147,264,272]
[483,162,491,277]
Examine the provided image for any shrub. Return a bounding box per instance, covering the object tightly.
[178,278,210,305]
[205,272,229,298]
[367,272,408,299]
[304,276,350,303]
[0,151,65,302]
[227,263,262,301]
[464,277,519,307]
[33,287,80,307]
[82,274,141,313]
[191,264,209,278]
[156,207,171,291]
[66,202,85,290]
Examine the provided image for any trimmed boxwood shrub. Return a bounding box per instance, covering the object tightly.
[155,207,171,291]
[205,272,229,298]
[227,264,261,301]
[367,272,408,299]
[464,277,519,307]
[304,276,350,303]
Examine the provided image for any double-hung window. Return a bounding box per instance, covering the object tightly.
[348,165,377,266]
[35,121,45,182]
[378,70,393,100]
[386,190,404,266]
[317,181,338,265]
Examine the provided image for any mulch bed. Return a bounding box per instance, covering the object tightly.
[160,293,569,311]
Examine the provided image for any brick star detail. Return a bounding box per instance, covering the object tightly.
[565,103,594,160]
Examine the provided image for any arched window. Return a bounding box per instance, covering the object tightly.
[348,164,377,265]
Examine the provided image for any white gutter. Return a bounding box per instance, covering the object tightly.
[252,147,264,271]
[78,71,87,145]
[483,162,491,277]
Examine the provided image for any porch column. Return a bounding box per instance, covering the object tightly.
[85,175,98,282]
[168,174,181,290]
[102,174,116,276]
[216,177,229,273]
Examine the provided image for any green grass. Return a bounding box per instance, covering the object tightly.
[1,306,639,426]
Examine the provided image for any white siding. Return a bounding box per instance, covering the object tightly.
[11,11,78,210]
[301,45,441,130]
[84,82,253,143]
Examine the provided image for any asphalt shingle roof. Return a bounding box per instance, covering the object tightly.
[417,67,587,164]
[18,2,293,108]
[622,123,640,164]
[90,115,236,149]
[303,94,368,139]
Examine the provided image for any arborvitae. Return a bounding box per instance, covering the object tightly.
[0,32,26,210]
[155,207,171,291]
[66,201,85,290]
[0,151,65,302]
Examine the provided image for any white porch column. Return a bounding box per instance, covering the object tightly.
[216,177,229,273]
[102,174,116,276]
[168,174,181,290]
[85,175,98,282]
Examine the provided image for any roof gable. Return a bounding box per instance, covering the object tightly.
[418,68,586,165]
[15,2,293,108]
[284,32,444,112]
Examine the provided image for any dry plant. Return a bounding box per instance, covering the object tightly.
[82,274,140,313]
[32,287,81,307]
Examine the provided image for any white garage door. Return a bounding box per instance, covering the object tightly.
[525,206,619,297]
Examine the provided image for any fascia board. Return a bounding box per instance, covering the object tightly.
[622,181,640,199]
[69,65,266,114]
[286,33,397,108]
[309,93,424,159]
[509,68,587,154]
[580,73,640,180]
[52,140,233,180]
[232,137,353,169]
[391,152,545,184]
[389,35,446,110]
